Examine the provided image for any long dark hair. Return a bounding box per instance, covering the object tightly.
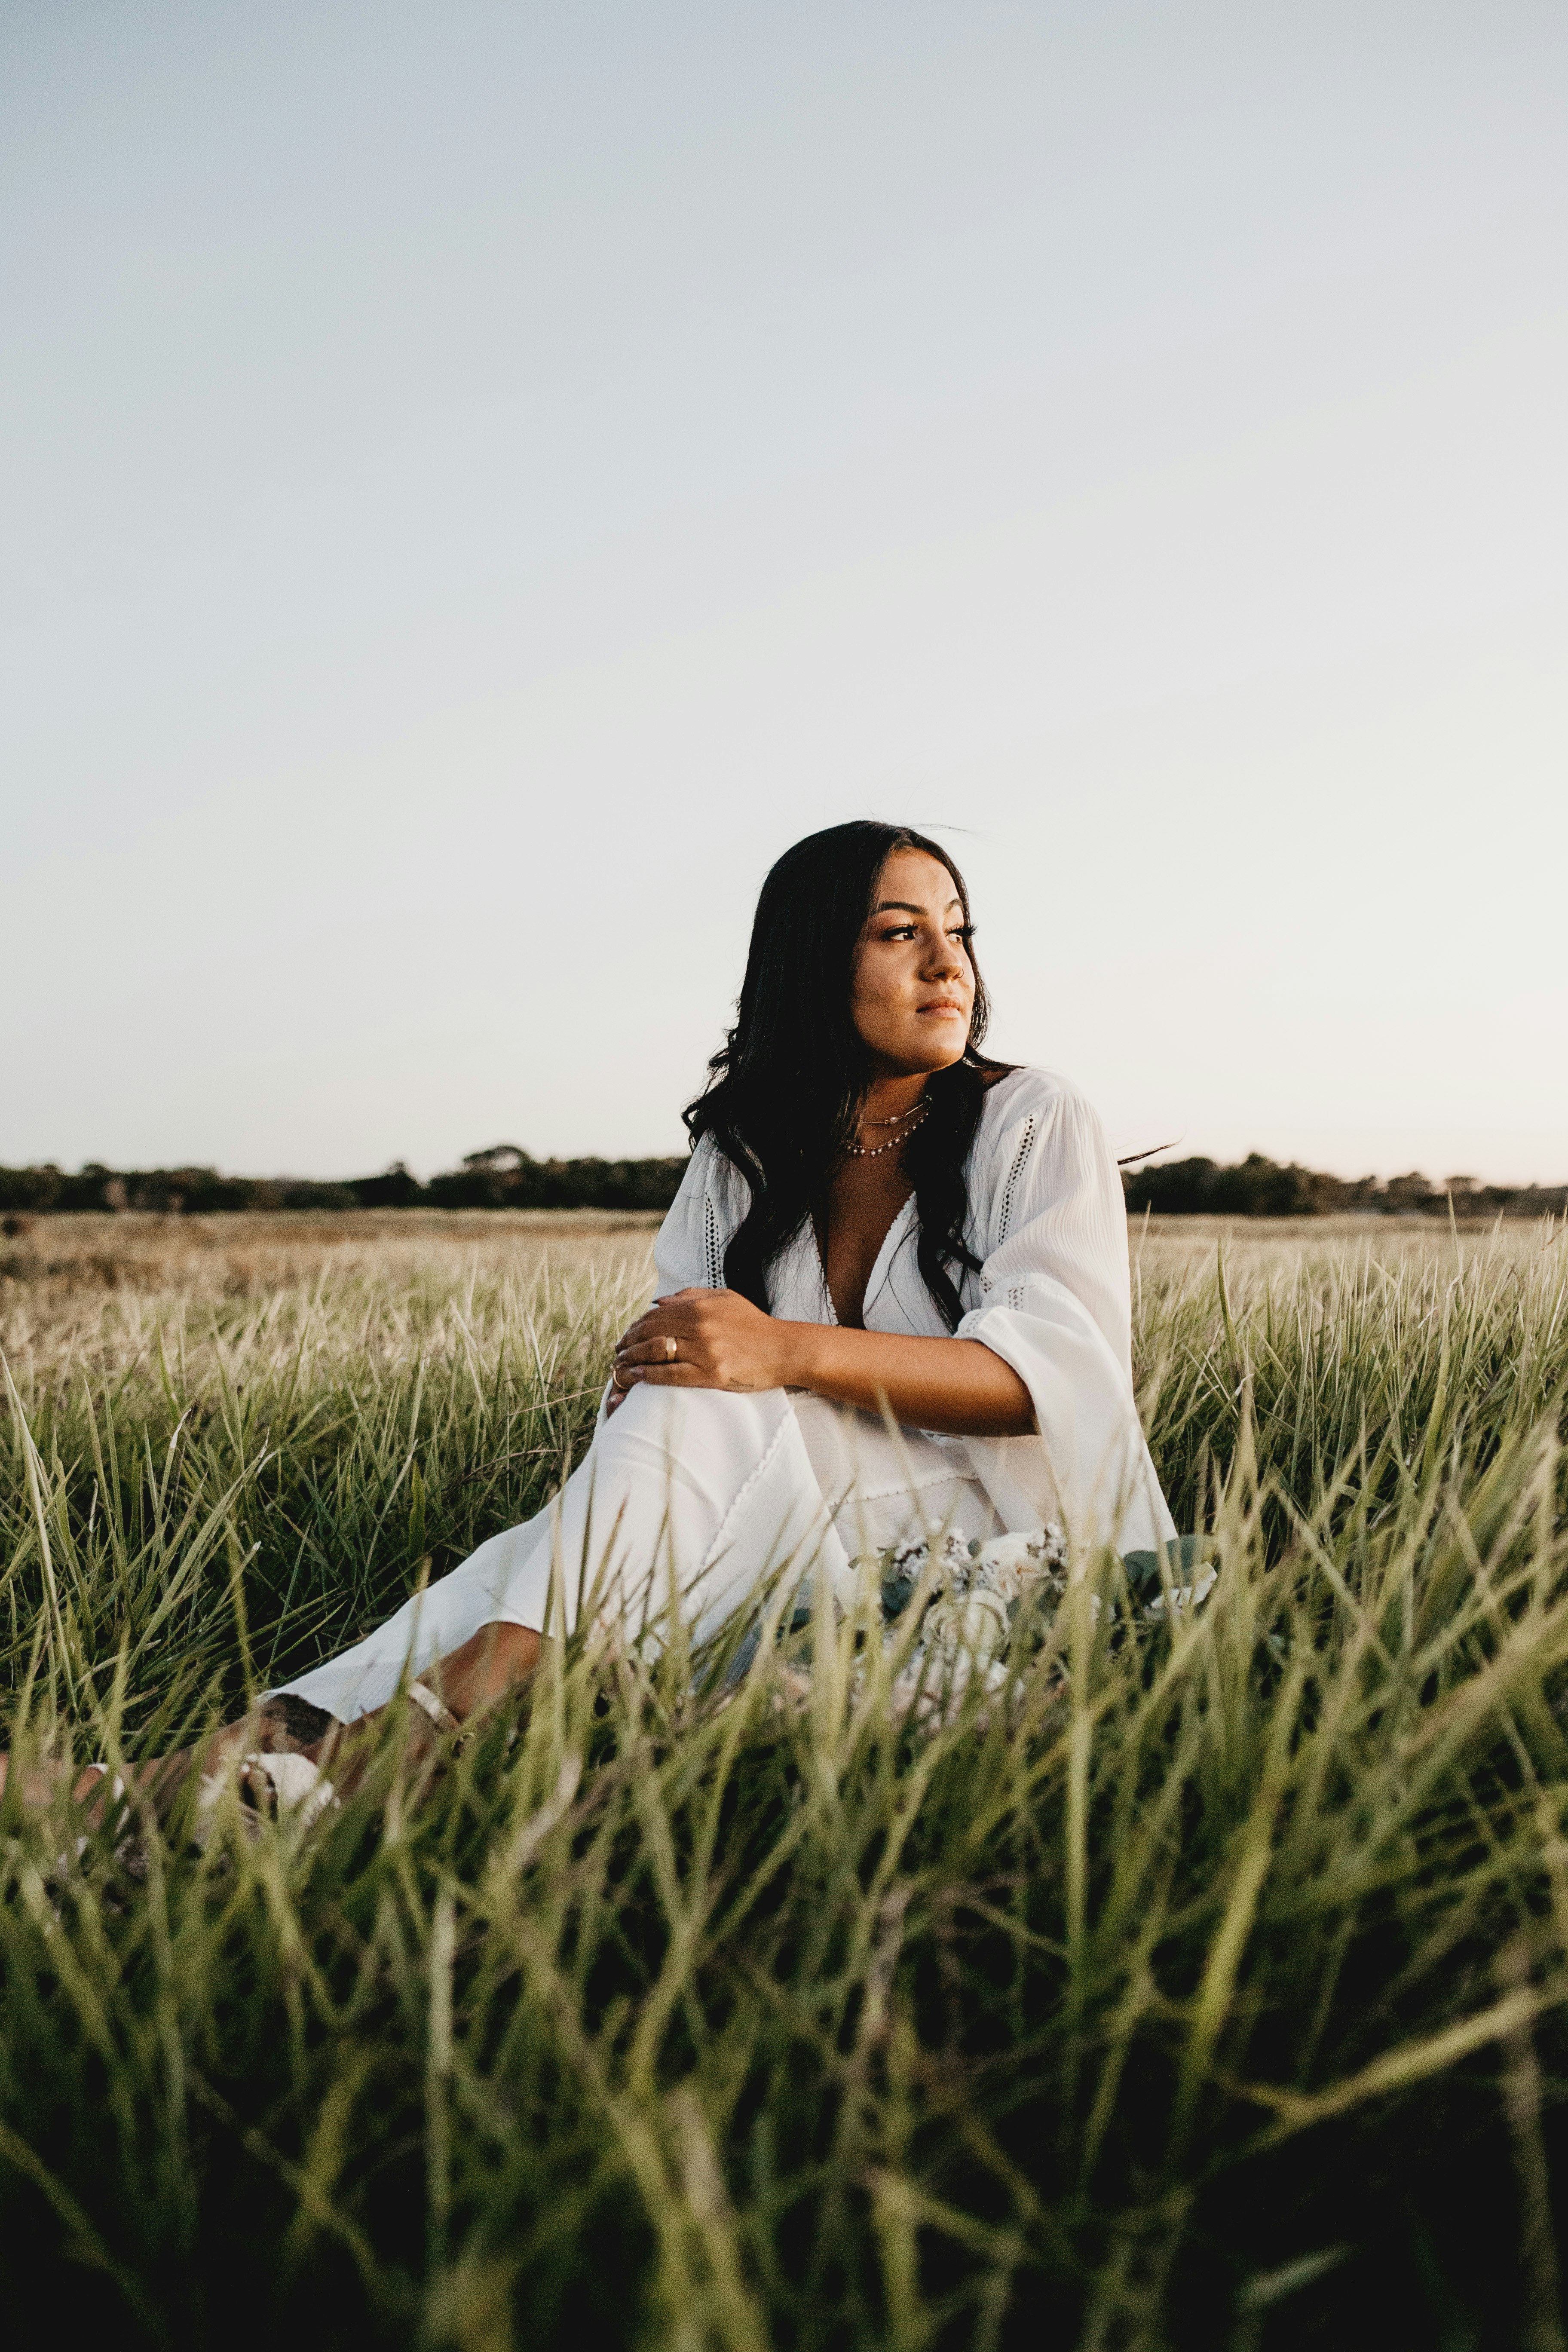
[683,821,1014,1329]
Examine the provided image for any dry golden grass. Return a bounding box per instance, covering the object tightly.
[7,1204,1545,1314]
[0,1205,662,1297]
[0,1209,663,1390]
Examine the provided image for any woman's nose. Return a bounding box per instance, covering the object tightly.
[922,931,963,977]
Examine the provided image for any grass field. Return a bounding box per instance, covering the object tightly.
[2,1209,1567,2349]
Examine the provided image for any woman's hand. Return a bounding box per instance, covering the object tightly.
[607,1287,805,1412]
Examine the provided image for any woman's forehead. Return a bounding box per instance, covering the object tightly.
[872,847,961,913]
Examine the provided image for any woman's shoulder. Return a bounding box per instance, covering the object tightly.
[968,1065,1113,1198]
[975,1063,1099,1137]
[684,1130,753,1207]
[965,1067,1121,1249]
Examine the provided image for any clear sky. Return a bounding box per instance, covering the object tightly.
[4,2,1565,1184]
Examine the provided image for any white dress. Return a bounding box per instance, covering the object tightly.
[278,1068,1175,1723]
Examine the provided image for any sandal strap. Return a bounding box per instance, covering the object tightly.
[407,1681,463,1737]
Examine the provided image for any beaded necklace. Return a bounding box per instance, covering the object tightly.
[846,1104,931,1158]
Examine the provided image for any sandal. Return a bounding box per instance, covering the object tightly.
[191,1749,338,1850]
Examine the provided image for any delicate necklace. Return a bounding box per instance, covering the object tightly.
[847,1106,931,1158]
[865,1096,927,1127]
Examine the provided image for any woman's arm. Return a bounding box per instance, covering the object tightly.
[609,1288,1036,1438]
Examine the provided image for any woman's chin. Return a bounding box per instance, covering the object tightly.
[879,1039,969,1078]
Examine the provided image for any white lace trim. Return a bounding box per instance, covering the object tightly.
[703,1191,725,1289]
[996,1114,1037,1244]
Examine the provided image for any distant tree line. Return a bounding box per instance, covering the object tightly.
[1120,1152,1567,1221]
[0,1144,687,1221]
[1,1143,1564,1225]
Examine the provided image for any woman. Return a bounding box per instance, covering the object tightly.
[9,821,1175,1818]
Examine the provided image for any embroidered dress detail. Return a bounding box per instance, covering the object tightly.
[996,1114,1037,1245]
[703,1192,725,1290]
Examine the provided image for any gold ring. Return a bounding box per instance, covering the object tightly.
[666,1336,677,1360]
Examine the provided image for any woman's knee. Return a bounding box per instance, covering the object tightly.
[597,1380,790,1463]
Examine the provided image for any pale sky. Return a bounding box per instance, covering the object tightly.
[4,2,1565,1185]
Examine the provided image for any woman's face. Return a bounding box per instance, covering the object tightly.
[850,848,977,1078]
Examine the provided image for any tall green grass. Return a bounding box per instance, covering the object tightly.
[2,1222,1567,2349]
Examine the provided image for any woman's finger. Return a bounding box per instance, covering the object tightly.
[615,1344,695,1376]
[616,1316,670,1354]
[628,1295,708,1338]
[614,1362,708,1390]
[620,1336,710,1373]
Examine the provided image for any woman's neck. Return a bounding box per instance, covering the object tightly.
[857,1071,934,1133]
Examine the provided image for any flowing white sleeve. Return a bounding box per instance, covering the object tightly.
[652,1136,741,1296]
[958,1082,1176,1556]
[588,1142,729,1432]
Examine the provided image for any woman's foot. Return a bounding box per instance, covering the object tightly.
[0,1621,548,1832]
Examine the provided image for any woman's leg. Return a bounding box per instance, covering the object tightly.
[174,1387,838,1802]
[271,1381,848,1727]
[0,1622,549,1822]
[0,1385,849,1819]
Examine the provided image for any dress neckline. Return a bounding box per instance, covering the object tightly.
[806,1073,1038,1325]
[812,1192,916,1330]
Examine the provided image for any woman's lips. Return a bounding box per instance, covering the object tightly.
[917,999,965,1015]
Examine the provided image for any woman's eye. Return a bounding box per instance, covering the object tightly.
[880,925,917,941]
